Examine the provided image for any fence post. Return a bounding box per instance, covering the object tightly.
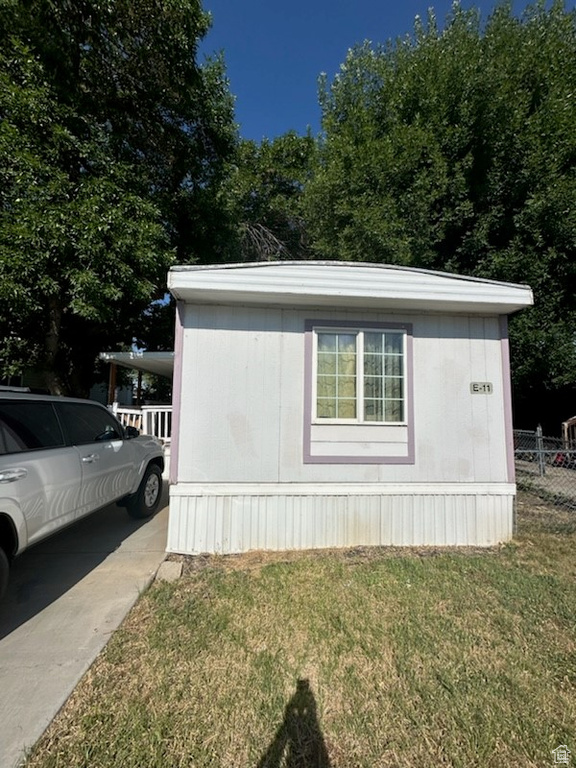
[536,424,545,476]
[144,409,152,436]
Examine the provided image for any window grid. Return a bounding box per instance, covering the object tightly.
[315,329,405,424]
[316,332,357,419]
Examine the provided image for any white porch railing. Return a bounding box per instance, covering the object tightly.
[111,403,172,444]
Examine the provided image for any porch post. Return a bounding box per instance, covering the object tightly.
[107,362,117,405]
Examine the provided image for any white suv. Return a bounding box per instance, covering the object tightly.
[0,393,165,598]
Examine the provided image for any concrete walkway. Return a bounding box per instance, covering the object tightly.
[0,486,169,768]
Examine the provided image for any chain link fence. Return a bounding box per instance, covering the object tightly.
[515,426,576,533]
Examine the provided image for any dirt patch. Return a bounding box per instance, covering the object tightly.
[167,541,505,577]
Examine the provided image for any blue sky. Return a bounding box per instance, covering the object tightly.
[199,0,545,141]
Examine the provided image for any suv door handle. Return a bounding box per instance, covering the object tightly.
[0,468,28,483]
[82,454,100,463]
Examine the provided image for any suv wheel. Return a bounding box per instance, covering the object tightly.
[126,464,162,519]
[0,547,9,601]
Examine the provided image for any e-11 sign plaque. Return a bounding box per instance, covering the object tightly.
[470,382,493,394]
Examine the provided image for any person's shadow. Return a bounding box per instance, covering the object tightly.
[257,679,331,768]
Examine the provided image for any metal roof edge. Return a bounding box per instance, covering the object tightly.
[168,261,532,292]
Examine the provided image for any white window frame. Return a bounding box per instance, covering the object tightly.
[312,327,407,425]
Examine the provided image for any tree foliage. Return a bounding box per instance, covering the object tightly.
[305,1,576,427]
[0,0,236,395]
[222,132,316,261]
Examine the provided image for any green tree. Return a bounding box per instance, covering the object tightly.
[222,132,317,261]
[305,2,576,429]
[0,0,236,395]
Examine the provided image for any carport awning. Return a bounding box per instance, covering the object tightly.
[99,351,174,379]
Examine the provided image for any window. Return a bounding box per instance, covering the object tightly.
[304,320,413,464]
[57,403,124,446]
[0,402,65,454]
[315,329,405,423]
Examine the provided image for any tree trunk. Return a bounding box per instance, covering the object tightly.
[41,296,66,395]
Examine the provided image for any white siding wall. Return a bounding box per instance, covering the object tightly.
[178,305,283,483]
[309,424,410,458]
[168,485,514,552]
[176,305,508,485]
[170,303,513,550]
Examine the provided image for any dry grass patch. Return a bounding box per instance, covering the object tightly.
[26,492,576,767]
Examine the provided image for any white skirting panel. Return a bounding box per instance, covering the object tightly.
[167,483,515,554]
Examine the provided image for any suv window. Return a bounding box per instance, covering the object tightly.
[0,402,65,454]
[57,403,124,446]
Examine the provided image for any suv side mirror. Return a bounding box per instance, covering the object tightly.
[125,426,140,439]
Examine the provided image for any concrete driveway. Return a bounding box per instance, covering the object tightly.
[0,483,169,768]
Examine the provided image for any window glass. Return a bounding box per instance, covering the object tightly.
[364,332,384,421]
[316,332,358,419]
[385,333,403,354]
[316,329,405,423]
[0,402,65,454]
[364,331,404,422]
[57,403,124,445]
[385,399,403,422]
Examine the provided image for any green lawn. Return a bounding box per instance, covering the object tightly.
[26,492,576,767]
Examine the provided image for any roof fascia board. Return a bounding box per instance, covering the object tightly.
[168,262,533,315]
